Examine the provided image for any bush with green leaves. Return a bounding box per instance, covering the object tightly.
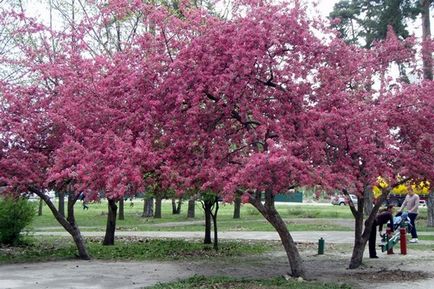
[0,197,36,245]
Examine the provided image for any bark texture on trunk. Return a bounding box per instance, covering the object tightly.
[427,191,434,227]
[349,208,367,269]
[233,195,241,219]
[58,191,65,217]
[210,197,219,250]
[171,198,177,214]
[203,200,212,244]
[187,198,195,218]
[421,0,433,80]
[363,188,373,217]
[142,197,154,218]
[103,199,118,246]
[118,198,124,220]
[30,188,90,260]
[154,195,162,218]
[67,192,78,225]
[250,190,305,278]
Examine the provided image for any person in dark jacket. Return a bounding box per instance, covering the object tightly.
[369,205,394,258]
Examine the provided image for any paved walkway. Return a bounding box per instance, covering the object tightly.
[34,230,434,244]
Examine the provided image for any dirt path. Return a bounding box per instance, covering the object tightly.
[1,246,433,289]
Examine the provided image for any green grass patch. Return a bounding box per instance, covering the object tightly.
[147,276,352,289]
[415,223,434,232]
[31,201,354,232]
[420,235,434,241]
[0,237,271,264]
[406,243,434,251]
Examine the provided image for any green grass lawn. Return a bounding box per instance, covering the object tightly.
[147,276,352,289]
[0,237,272,264]
[30,199,432,233]
[31,200,356,232]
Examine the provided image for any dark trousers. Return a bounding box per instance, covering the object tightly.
[369,221,378,257]
[408,213,418,238]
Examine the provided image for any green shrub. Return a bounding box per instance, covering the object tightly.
[0,197,36,245]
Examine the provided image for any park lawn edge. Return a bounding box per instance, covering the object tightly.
[0,237,275,264]
[145,275,353,289]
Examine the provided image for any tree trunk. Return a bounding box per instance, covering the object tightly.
[427,191,434,227]
[187,197,195,218]
[211,197,219,251]
[347,181,410,268]
[172,198,182,214]
[154,195,162,218]
[250,190,305,278]
[348,191,384,269]
[349,210,367,269]
[38,197,43,216]
[233,195,241,219]
[363,188,373,217]
[67,192,77,225]
[30,188,90,260]
[171,198,177,214]
[58,191,65,217]
[176,198,182,214]
[421,0,433,80]
[103,199,118,246]
[349,236,368,269]
[142,197,154,217]
[118,198,124,220]
[203,200,212,244]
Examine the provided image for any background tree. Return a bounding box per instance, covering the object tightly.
[330,0,420,48]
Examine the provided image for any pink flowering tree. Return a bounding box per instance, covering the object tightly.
[0,7,95,258]
[0,1,160,253]
[156,1,358,277]
[306,29,424,269]
[386,82,434,226]
[156,1,434,274]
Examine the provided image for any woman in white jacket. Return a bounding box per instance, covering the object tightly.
[399,189,420,243]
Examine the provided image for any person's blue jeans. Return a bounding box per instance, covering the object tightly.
[408,212,418,238]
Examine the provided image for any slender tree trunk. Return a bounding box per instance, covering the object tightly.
[203,200,212,244]
[154,195,162,218]
[250,190,305,278]
[421,0,433,80]
[38,197,43,216]
[176,198,182,214]
[118,198,124,220]
[67,192,76,225]
[187,197,195,218]
[58,191,65,217]
[427,191,434,227]
[30,188,90,260]
[211,197,219,251]
[171,198,177,214]
[103,199,118,246]
[233,195,241,219]
[142,197,154,217]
